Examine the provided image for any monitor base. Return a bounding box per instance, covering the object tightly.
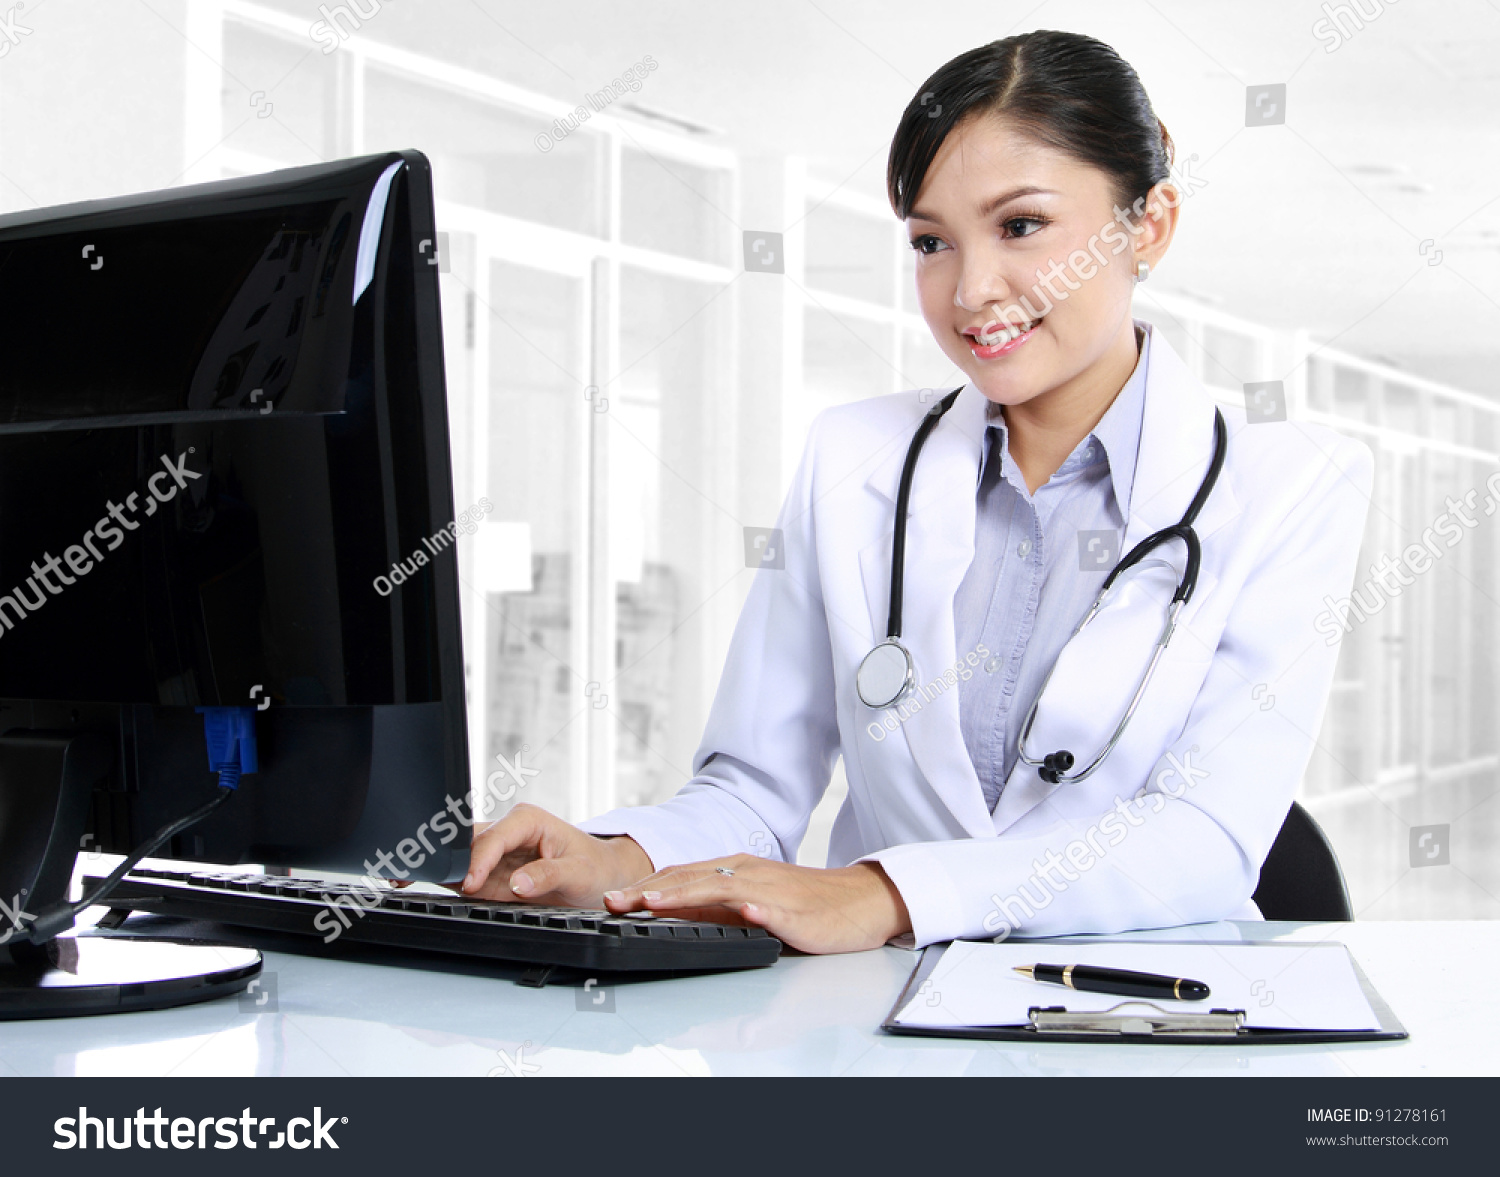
[0,932,261,1020]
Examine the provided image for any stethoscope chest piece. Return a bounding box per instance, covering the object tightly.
[856,639,916,709]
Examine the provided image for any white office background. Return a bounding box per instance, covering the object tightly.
[3,0,1497,922]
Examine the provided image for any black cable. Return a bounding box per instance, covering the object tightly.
[22,778,236,945]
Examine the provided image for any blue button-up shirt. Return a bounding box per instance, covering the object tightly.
[953,324,1151,811]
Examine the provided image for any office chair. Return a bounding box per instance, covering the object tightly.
[1251,801,1354,921]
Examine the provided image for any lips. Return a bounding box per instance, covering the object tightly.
[963,316,1043,360]
[967,317,1042,346]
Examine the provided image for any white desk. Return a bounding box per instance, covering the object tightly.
[1,918,1493,1077]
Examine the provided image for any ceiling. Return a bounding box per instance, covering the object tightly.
[252,0,1500,396]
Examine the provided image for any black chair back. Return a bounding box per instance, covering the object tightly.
[1251,801,1353,922]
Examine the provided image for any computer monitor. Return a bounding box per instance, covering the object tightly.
[0,150,472,1015]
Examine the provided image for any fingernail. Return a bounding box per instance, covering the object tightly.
[603,890,623,902]
[642,890,662,901]
[462,873,475,890]
[510,872,533,895]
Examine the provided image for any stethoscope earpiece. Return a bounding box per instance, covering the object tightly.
[1038,750,1075,784]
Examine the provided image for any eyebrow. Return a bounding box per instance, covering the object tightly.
[908,186,1059,225]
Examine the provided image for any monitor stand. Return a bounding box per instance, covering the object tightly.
[0,730,261,1020]
[1,933,261,1020]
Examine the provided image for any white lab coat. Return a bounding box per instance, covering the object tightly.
[580,321,1374,947]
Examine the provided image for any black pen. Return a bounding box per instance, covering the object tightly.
[1013,963,1210,1001]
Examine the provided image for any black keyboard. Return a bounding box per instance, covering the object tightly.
[86,867,781,975]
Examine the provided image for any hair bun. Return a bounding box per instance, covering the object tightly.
[1157,118,1175,168]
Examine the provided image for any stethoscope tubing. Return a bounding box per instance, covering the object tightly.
[885,387,965,642]
[853,387,965,712]
[857,386,1228,787]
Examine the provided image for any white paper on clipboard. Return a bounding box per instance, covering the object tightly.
[893,939,1381,1032]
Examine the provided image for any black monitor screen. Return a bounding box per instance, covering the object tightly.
[0,203,354,426]
[0,153,460,712]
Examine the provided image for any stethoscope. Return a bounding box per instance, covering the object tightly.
[855,386,1228,786]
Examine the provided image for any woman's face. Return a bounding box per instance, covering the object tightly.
[906,113,1176,409]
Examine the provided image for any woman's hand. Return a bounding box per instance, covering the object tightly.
[602,857,912,954]
[459,802,653,908]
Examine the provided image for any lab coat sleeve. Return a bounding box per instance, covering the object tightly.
[861,432,1375,947]
[576,410,842,870]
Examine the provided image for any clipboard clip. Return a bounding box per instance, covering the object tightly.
[1029,1001,1246,1037]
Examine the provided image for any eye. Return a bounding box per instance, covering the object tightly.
[907,234,946,255]
[1002,215,1049,238]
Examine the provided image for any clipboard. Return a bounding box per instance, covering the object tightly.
[881,939,1409,1046]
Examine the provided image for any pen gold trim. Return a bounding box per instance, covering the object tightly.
[1011,963,1083,990]
[1013,963,1210,1002]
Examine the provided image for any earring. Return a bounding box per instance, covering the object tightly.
[1135,260,1150,283]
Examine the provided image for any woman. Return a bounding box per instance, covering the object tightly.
[460,30,1373,953]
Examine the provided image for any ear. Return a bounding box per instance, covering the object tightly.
[1133,179,1182,274]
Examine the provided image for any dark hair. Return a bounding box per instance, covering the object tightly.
[886,30,1174,219]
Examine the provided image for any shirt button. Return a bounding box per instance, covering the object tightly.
[1017,539,1032,557]
[984,656,1001,673]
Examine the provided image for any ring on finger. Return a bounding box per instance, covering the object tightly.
[715,866,735,877]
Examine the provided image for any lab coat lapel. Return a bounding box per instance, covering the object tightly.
[859,387,995,837]
[1119,326,1239,556]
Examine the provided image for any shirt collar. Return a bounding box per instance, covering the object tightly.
[977,319,1152,518]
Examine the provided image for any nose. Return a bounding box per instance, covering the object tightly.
[953,249,1014,319]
